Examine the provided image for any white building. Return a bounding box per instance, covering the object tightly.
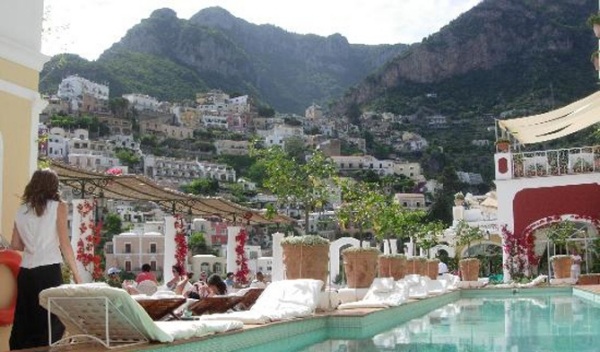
[259,125,304,148]
[57,75,109,112]
[123,93,160,111]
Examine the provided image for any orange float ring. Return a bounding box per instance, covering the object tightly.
[0,249,21,326]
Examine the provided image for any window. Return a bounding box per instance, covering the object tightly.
[125,243,132,253]
[150,243,157,253]
[125,261,131,271]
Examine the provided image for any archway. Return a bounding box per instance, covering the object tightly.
[523,215,599,276]
[329,237,360,284]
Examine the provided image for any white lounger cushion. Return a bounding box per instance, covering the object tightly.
[338,278,408,310]
[201,279,323,324]
[39,283,242,344]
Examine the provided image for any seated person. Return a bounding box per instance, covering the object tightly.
[225,272,235,290]
[167,264,193,295]
[106,267,122,288]
[187,274,228,299]
[136,263,158,284]
[249,271,267,289]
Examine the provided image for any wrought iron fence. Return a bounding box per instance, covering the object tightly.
[512,146,600,178]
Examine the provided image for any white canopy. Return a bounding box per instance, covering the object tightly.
[498,91,600,145]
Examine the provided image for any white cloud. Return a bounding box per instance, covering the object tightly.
[43,0,481,60]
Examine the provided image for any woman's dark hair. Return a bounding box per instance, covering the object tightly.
[207,274,227,295]
[22,169,61,216]
[142,264,151,272]
[172,264,184,276]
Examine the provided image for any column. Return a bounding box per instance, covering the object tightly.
[271,232,284,281]
[71,199,93,283]
[163,216,175,284]
[226,226,241,274]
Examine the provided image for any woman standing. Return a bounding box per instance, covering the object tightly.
[9,169,82,350]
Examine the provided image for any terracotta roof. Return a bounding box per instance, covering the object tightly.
[50,161,292,225]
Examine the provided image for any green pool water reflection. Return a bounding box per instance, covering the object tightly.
[299,294,600,352]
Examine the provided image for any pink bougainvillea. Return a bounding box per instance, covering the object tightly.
[502,225,535,280]
[173,214,188,273]
[76,199,103,280]
[234,228,250,285]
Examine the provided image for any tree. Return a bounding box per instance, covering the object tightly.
[454,220,484,258]
[188,231,213,255]
[181,178,219,196]
[414,221,445,257]
[103,213,123,236]
[250,144,337,233]
[115,148,141,168]
[336,180,383,244]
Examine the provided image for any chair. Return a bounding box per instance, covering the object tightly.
[235,288,264,310]
[188,295,244,315]
[134,296,186,320]
[39,283,243,349]
[136,280,158,296]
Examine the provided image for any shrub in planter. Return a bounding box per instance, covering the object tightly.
[427,259,440,280]
[459,257,481,281]
[342,247,380,288]
[406,256,427,275]
[281,235,330,284]
[378,254,406,280]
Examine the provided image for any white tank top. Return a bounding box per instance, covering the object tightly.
[15,200,63,269]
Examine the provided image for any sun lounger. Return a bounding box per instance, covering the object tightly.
[235,287,264,310]
[200,279,323,324]
[134,295,186,320]
[337,278,408,310]
[188,295,244,315]
[39,283,242,349]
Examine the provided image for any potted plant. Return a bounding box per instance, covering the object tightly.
[336,179,381,288]
[547,221,575,279]
[281,235,330,284]
[587,12,600,38]
[372,201,407,280]
[495,138,511,153]
[414,221,444,279]
[454,220,484,281]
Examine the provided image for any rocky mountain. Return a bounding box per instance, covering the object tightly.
[333,0,599,118]
[40,7,406,113]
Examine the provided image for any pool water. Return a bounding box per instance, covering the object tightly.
[298,294,600,352]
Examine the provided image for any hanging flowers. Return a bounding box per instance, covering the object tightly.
[75,199,103,280]
[173,214,188,272]
[234,228,250,285]
[501,225,535,281]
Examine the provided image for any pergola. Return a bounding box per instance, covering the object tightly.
[50,161,292,226]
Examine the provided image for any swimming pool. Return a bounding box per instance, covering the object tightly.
[300,289,600,352]
[147,287,600,352]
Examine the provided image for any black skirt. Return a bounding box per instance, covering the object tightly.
[9,263,64,350]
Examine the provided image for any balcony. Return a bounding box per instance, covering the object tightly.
[498,145,600,179]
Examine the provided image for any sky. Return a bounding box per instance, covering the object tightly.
[42,0,482,61]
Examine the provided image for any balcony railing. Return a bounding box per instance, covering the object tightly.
[512,146,600,178]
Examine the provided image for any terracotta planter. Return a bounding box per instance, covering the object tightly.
[282,243,329,284]
[496,141,510,153]
[378,255,406,280]
[406,257,427,276]
[427,259,440,280]
[577,274,599,285]
[551,256,573,279]
[459,258,480,281]
[343,249,379,288]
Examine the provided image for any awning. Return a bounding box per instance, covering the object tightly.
[51,161,292,225]
[498,91,600,145]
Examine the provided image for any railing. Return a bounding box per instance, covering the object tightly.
[512,146,600,178]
